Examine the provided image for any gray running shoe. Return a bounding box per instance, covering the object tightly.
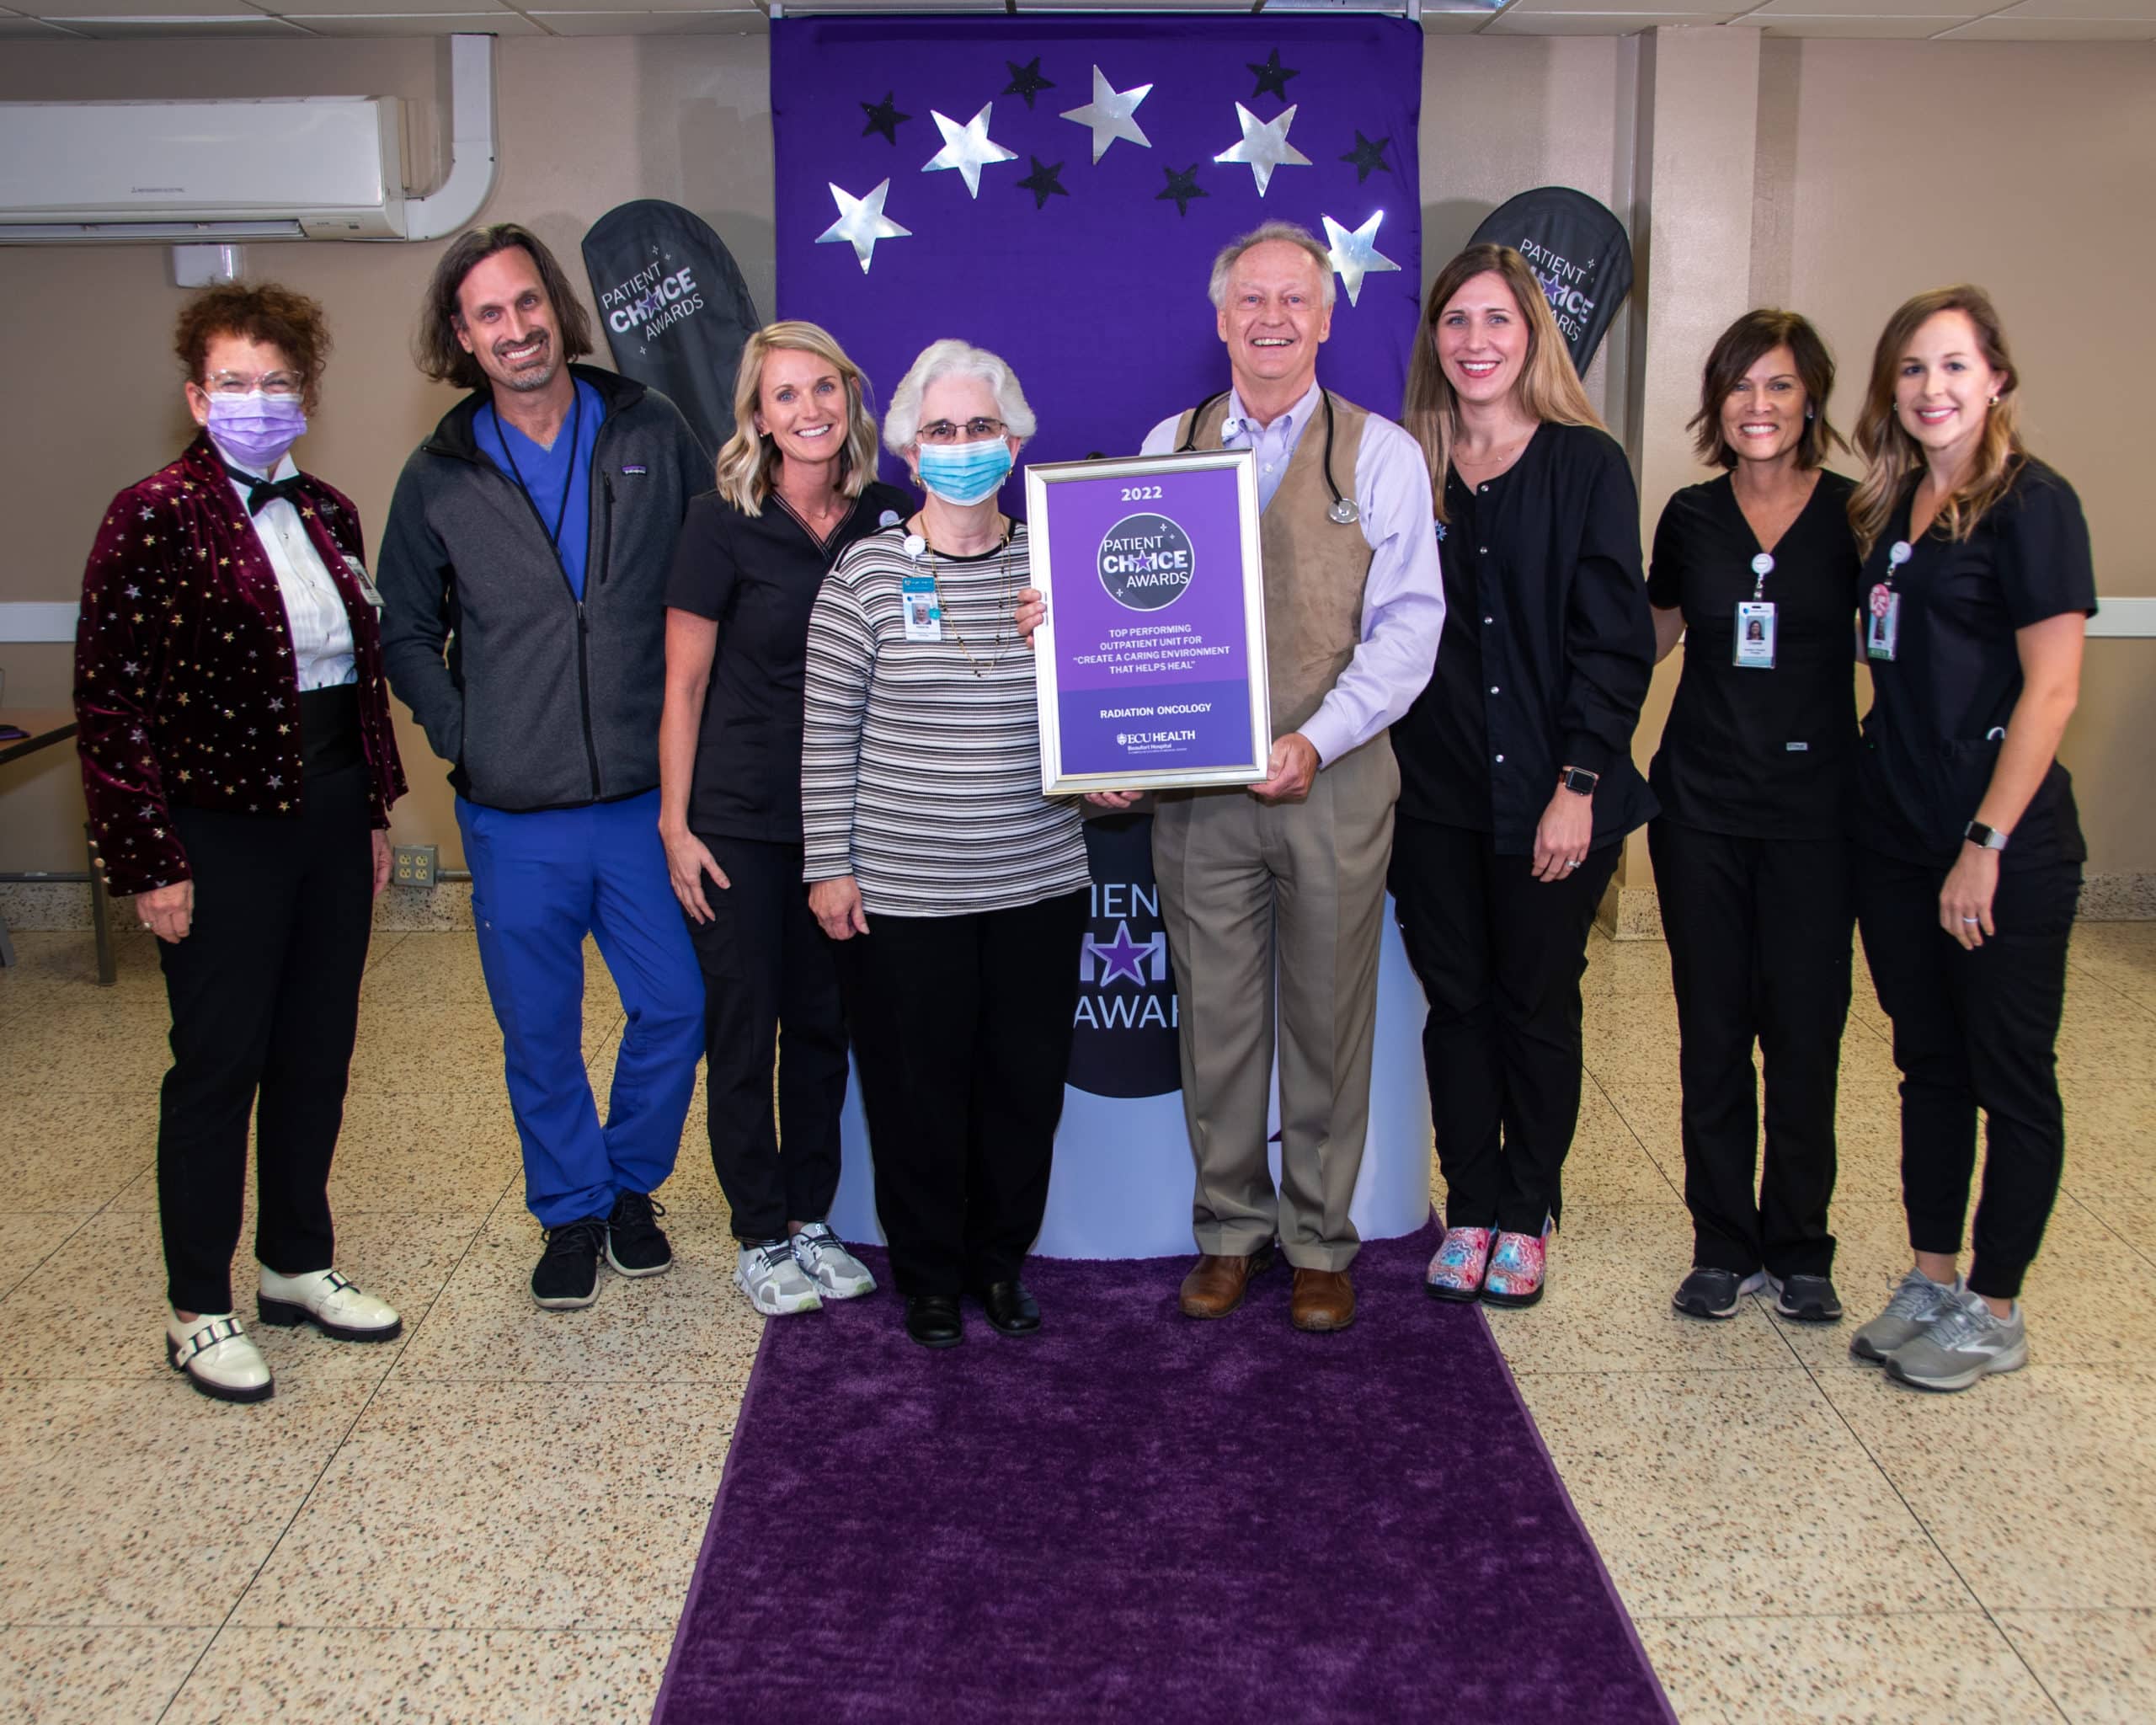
[790,1221,877,1300]
[1672,1266,1767,1321]
[1850,1267,1960,1363]
[1884,1287,2028,1393]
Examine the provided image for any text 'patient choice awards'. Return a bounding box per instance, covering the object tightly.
[1097,513,1195,611]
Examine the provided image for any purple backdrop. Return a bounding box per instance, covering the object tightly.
[772,17,1425,509]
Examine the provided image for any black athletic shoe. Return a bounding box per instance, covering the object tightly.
[533,1217,607,1310]
[606,1190,672,1278]
[1771,1272,1844,1324]
[1672,1265,1766,1321]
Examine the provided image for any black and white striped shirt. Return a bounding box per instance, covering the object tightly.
[802,522,1089,917]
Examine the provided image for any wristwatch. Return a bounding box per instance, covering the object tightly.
[1964,821,2010,852]
[1559,766,1600,797]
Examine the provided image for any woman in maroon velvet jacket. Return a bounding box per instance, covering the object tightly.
[75,282,408,1404]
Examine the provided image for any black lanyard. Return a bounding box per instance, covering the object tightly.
[496,385,585,554]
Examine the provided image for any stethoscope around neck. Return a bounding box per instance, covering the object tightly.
[1178,388,1360,526]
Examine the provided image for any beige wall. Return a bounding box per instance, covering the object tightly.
[2,28,2151,889]
[0,34,772,873]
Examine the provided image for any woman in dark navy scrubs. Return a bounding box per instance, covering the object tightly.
[1842,286,2095,1395]
[659,321,910,1320]
[1647,310,1860,1327]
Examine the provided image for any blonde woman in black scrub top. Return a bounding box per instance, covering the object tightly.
[1646,310,1861,1329]
[1844,286,2095,1395]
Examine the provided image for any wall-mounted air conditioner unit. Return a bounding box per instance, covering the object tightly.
[0,97,408,242]
[0,35,498,246]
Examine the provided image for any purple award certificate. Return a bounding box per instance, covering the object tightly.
[1027,450,1271,794]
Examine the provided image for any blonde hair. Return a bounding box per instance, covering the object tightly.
[1850,285,2025,558]
[1402,244,1603,525]
[713,321,880,515]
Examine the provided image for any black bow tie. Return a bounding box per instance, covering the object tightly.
[244,474,310,517]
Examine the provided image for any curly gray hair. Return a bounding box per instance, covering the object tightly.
[883,338,1038,454]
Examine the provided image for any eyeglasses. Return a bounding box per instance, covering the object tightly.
[917,417,1006,445]
[201,371,304,399]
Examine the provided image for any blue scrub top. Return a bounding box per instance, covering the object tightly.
[477,377,606,599]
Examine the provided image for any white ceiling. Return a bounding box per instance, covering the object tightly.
[0,0,2151,43]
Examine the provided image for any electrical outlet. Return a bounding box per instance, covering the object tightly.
[392,844,438,889]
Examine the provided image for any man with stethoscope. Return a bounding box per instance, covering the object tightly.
[1065,221,1444,1334]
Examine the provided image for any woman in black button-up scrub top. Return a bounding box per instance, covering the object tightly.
[1390,243,1657,1311]
[1843,286,2095,1395]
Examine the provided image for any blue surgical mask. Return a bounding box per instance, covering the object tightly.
[915,436,1014,507]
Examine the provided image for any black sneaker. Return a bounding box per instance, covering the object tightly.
[606,1191,672,1278]
[1672,1265,1766,1321]
[532,1217,607,1310]
[1771,1272,1844,1324]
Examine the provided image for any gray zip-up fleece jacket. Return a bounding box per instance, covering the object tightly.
[377,366,707,811]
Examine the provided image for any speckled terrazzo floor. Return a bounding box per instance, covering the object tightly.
[0,921,2151,1724]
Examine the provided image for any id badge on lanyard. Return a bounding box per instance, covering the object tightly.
[1866,540,1910,662]
[899,572,943,643]
[1734,553,1776,670]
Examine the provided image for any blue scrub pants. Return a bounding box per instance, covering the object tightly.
[457,791,705,1228]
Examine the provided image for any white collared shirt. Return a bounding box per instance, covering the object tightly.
[222,451,356,692]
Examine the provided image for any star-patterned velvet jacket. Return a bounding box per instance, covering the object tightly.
[73,434,407,896]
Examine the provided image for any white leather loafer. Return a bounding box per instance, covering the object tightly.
[258,1267,402,1343]
[167,1311,274,1403]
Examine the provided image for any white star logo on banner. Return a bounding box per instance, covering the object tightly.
[816,179,912,275]
[1213,103,1311,199]
[1322,211,1401,308]
[1059,65,1153,164]
[922,103,1019,200]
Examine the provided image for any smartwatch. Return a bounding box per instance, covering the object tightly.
[1559,766,1600,797]
[1964,820,2010,852]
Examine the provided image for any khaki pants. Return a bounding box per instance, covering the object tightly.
[1152,735,1399,1270]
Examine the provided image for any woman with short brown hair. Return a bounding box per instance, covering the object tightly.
[1647,308,1861,1327]
[76,281,407,1402]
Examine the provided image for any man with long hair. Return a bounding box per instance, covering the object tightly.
[377,223,710,1311]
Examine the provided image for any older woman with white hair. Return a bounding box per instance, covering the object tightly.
[802,338,1091,1349]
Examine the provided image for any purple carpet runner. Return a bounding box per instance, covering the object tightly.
[653,1226,1674,1723]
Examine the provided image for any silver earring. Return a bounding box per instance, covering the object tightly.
[1988,394,2000,407]
[1805,407,1815,419]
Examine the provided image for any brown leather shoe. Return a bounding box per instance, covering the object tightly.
[1177,1243,1277,1318]
[1290,1268,1357,1332]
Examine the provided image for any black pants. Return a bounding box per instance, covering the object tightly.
[1389,817,1616,1236]
[1854,847,2079,1300]
[1648,820,1852,1279]
[684,835,848,1242]
[836,890,1087,1297]
[157,751,373,1314]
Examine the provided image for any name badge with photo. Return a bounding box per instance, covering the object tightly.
[899,573,942,643]
[343,554,384,614]
[1866,585,1901,661]
[1733,601,1776,670]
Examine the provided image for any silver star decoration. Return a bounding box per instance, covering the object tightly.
[921,103,1018,200]
[1059,65,1153,164]
[815,179,913,275]
[1322,211,1402,308]
[1214,103,1311,198]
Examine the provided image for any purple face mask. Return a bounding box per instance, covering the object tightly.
[206,392,308,470]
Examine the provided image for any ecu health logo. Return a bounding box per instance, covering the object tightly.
[1067,816,1182,1099]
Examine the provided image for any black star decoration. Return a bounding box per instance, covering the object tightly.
[1156,163,1209,218]
[1016,156,1070,211]
[1003,56,1055,109]
[1341,130,1394,183]
[859,91,910,147]
[1248,49,1299,103]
